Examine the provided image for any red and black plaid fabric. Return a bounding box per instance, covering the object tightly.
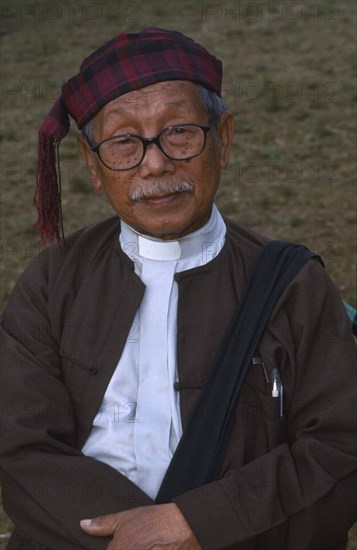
[35,27,222,243]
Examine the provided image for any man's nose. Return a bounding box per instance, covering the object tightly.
[138,142,175,177]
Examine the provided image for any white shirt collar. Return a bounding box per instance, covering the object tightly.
[119,203,226,263]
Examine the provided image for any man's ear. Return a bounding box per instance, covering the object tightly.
[218,112,235,169]
[77,134,103,191]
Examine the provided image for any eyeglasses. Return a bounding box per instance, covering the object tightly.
[87,123,213,171]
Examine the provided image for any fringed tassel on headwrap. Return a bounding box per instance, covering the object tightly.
[34,95,70,244]
[34,134,63,243]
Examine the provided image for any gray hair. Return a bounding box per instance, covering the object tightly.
[82,119,94,144]
[81,83,227,144]
[196,84,228,125]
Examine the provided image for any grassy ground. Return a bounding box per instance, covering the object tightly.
[0,0,356,547]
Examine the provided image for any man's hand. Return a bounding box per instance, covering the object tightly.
[80,503,201,549]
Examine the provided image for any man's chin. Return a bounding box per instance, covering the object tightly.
[128,212,212,241]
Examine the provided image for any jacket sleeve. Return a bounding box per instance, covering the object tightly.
[0,255,153,550]
[174,260,357,549]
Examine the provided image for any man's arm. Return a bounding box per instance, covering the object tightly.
[172,260,357,549]
[81,260,356,550]
[0,260,154,550]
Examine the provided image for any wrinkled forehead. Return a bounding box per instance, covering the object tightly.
[93,80,206,130]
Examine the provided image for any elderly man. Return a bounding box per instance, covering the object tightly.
[1,28,356,550]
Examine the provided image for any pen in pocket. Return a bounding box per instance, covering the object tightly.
[271,367,284,418]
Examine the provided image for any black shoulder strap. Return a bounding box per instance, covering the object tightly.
[156,240,321,503]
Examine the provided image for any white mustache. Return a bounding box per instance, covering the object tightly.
[129,179,195,202]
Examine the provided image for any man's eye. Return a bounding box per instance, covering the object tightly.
[105,137,137,150]
[166,127,192,140]
[114,137,136,145]
[171,127,188,135]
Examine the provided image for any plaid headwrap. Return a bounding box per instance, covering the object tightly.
[35,27,222,243]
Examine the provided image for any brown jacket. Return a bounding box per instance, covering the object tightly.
[1,216,356,550]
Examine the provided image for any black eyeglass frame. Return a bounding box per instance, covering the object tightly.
[86,123,213,172]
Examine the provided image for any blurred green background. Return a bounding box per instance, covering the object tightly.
[1,0,356,546]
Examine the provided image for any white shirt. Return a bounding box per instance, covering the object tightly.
[82,204,226,498]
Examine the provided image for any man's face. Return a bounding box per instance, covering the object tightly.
[78,81,234,239]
